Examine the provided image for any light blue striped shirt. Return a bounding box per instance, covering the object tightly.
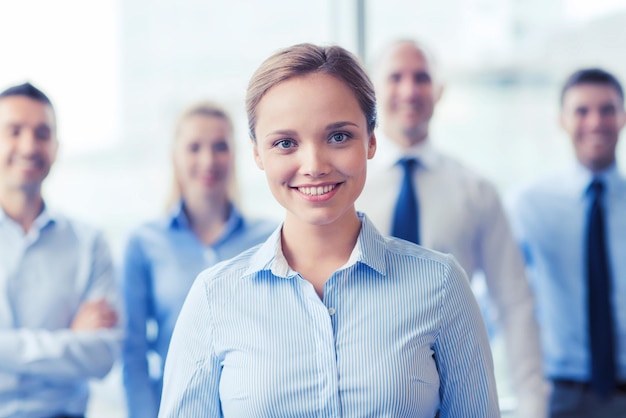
[0,206,122,418]
[159,213,499,417]
[121,202,276,418]
[509,163,626,382]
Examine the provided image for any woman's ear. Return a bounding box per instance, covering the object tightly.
[252,139,264,170]
[367,133,377,159]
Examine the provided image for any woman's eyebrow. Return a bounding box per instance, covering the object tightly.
[325,121,359,130]
[264,129,297,138]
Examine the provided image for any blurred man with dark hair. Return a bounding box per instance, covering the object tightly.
[510,68,626,417]
[0,82,122,417]
[357,39,548,417]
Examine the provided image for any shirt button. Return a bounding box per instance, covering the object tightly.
[328,307,336,315]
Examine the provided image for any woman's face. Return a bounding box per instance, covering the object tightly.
[253,72,376,228]
[173,114,233,201]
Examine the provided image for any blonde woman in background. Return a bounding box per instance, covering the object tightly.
[121,102,276,418]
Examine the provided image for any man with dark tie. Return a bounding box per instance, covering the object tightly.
[357,39,548,417]
[509,68,626,417]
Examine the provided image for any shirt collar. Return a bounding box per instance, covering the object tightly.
[33,204,56,230]
[0,202,57,232]
[354,212,387,276]
[168,201,188,229]
[570,161,623,199]
[244,212,387,280]
[168,200,244,243]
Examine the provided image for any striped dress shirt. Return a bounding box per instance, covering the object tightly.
[159,213,499,417]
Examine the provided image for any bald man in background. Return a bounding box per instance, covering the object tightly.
[357,39,548,417]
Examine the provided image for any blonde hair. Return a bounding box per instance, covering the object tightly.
[167,101,239,210]
[245,43,377,141]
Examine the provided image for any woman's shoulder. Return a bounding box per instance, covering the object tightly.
[118,214,185,261]
[360,213,461,277]
[121,217,167,245]
[380,236,469,293]
[197,243,265,284]
[385,237,459,270]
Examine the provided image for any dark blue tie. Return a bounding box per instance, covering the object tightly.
[391,158,419,244]
[586,179,616,397]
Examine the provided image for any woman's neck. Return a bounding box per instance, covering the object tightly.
[183,194,230,245]
[281,210,361,298]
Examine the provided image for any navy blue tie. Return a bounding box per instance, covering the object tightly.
[586,179,616,397]
[391,158,419,244]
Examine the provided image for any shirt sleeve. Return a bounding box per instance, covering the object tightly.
[477,185,548,418]
[158,275,222,418]
[435,255,500,417]
[0,232,122,380]
[121,234,160,418]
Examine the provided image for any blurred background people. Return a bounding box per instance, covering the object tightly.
[159,43,498,417]
[121,102,276,418]
[357,39,548,417]
[509,68,626,417]
[0,82,122,417]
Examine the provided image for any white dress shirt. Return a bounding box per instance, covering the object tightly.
[357,137,548,418]
[122,202,276,418]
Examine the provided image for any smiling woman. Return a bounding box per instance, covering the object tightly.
[158,43,500,418]
[252,73,375,251]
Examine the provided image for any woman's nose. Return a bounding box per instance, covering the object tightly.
[300,144,329,177]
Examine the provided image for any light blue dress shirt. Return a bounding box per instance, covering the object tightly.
[0,206,122,418]
[159,213,499,417]
[509,163,626,382]
[121,202,276,418]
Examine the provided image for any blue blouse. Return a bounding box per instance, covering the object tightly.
[121,202,276,418]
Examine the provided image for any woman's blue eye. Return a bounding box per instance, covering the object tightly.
[275,139,295,149]
[329,132,348,143]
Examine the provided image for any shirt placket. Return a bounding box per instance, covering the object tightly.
[319,273,341,418]
[297,272,341,418]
